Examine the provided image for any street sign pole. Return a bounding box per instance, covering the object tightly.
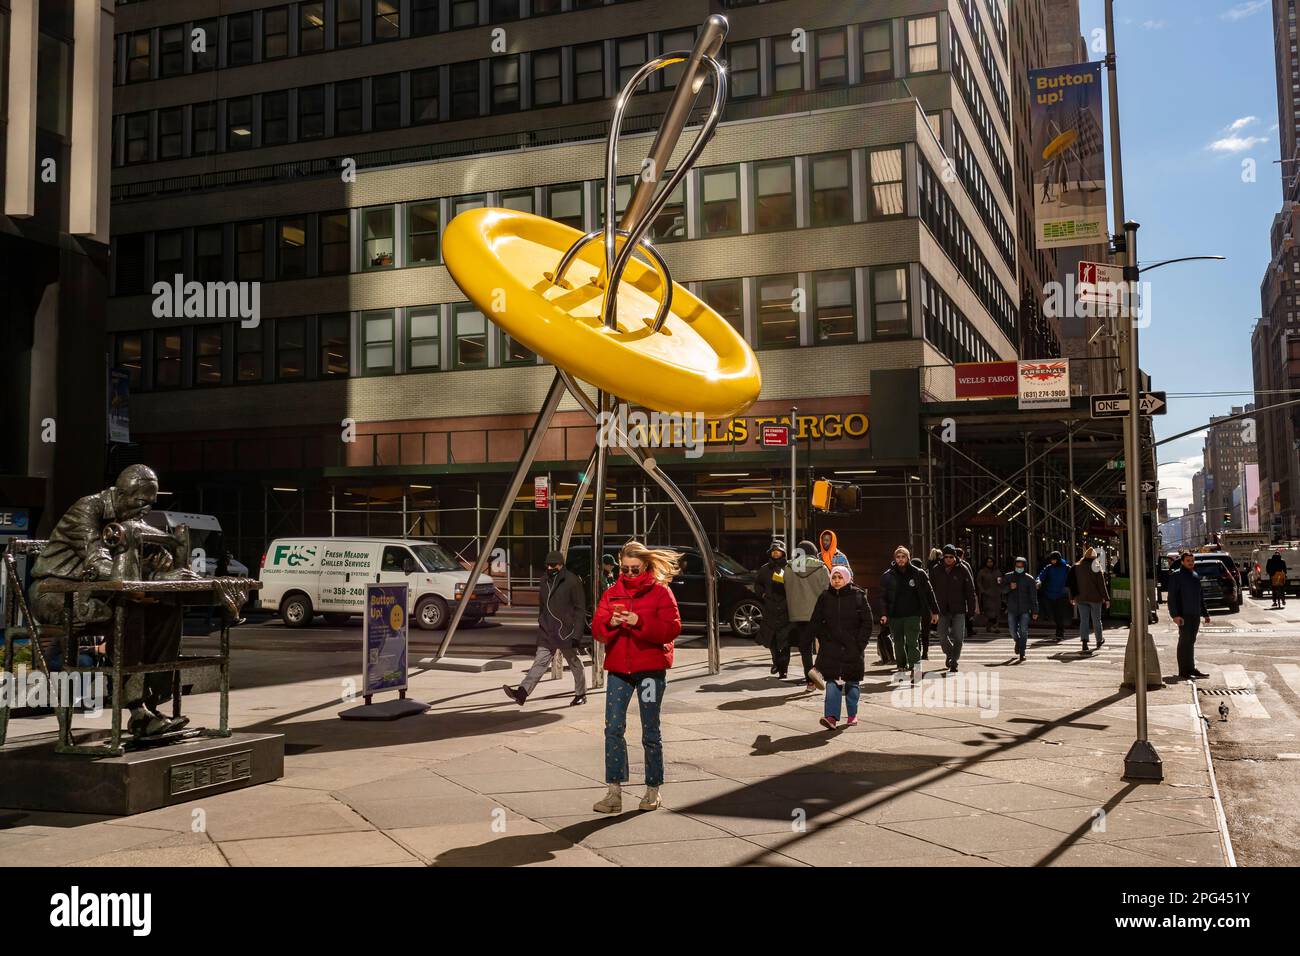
[1106,0,1162,783]
[790,405,798,548]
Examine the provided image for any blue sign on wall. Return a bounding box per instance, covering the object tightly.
[0,509,30,534]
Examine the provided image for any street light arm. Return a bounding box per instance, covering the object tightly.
[1154,398,1300,447]
[1137,255,1226,274]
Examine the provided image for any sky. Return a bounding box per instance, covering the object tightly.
[1074,0,1278,513]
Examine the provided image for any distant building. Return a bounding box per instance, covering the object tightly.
[1204,405,1257,533]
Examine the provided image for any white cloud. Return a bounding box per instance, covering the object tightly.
[1227,115,1260,132]
[1142,19,1167,29]
[1207,134,1269,152]
[1221,1,1268,21]
[1159,456,1203,511]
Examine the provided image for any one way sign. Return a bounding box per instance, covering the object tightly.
[1119,481,1157,494]
[1090,391,1167,419]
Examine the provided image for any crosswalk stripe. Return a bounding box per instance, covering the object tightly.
[1221,663,1253,689]
[1274,662,1300,700]
[1215,664,1271,718]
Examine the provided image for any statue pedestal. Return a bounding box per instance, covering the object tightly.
[0,730,284,815]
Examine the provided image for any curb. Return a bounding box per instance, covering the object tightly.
[1191,679,1237,867]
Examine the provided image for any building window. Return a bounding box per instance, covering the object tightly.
[814,270,855,343]
[154,331,182,388]
[658,28,696,88]
[810,152,853,226]
[727,40,759,99]
[158,107,183,160]
[701,166,740,236]
[500,189,535,213]
[159,26,184,77]
[868,147,905,217]
[299,85,325,139]
[452,194,486,216]
[500,328,535,365]
[114,235,149,296]
[336,79,363,135]
[263,91,289,145]
[491,0,520,23]
[872,265,910,338]
[491,56,520,113]
[320,314,350,377]
[237,222,265,280]
[757,274,799,349]
[650,178,686,241]
[155,230,183,281]
[451,0,478,28]
[534,0,562,11]
[194,226,223,282]
[861,21,892,82]
[227,13,254,66]
[300,3,325,52]
[337,0,362,47]
[193,20,218,72]
[126,31,150,83]
[450,61,480,119]
[319,210,351,275]
[115,334,144,388]
[454,306,488,368]
[277,319,306,380]
[374,0,400,41]
[362,206,395,269]
[277,217,307,279]
[574,43,604,101]
[264,7,289,59]
[907,16,939,73]
[617,36,648,90]
[546,184,584,230]
[364,310,395,374]
[701,278,744,337]
[237,325,263,382]
[124,112,150,164]
[755,159,795,231]
[814,28,848,88]
[373,73,402,129]
[412,67,440,123]
[772,35,802,92]
[227,96,253,149]
[192,103,218,157]
[413,0,440,36]
[194,326,223,386]
[407,201,440,264]
[408,307,441,369]
[533,49,561,106]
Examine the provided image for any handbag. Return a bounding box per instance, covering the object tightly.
[1272,570,1286,587]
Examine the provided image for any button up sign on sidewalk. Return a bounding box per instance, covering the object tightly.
[1090,391,1167,419]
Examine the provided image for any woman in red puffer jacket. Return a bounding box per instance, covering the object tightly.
[589,540,682,815]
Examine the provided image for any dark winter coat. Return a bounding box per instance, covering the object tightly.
[1167,566,1209,621]
[1069,560,1110,604]
[976,566,1002,612]
[1002,568,1040,616]
[753,558,790,646]
[537,568,586,650]
[1037,560,1070,599]
[931,561,976,615]
[810,583,874,682]
[880,561,939,620]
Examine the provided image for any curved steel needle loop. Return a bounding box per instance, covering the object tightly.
[550,228,674,332]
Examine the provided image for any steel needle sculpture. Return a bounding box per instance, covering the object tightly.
[436,14,761,684]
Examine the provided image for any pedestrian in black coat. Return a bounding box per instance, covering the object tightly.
[810,565,873,729]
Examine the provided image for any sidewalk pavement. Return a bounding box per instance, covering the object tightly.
[0,621,1229,867]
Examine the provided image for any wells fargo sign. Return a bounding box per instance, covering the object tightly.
[705,413,870,445]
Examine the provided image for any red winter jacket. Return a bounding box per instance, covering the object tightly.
[591,572,681,673]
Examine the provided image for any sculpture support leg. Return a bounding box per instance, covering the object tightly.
[589,391,611,689]
[436,371,568,659]
[551,445,599,682]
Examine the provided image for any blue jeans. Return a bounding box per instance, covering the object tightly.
[824,679,860,720]
[1009,613,1031,655]
[1077,602,1103,647]
[604,670,666,787]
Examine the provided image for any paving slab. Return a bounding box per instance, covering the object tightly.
[219,829,419,866]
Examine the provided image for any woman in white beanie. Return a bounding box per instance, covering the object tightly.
[808,564,873,730]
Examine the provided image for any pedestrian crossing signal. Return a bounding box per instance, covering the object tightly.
[811,479,861,514]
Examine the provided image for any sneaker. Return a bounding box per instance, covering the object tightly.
[570,694,587,706]
[1096,637,1105,649]
[819,715,838,730]
[948,662,959,673]
[776,671,787,680]
[1018,653,1026,663]
[593,785,623,814]
[805,681,818,693]
[502,684,526,706]
[639,786,662,811]
[845,716,859,727]
[808,668,827,690]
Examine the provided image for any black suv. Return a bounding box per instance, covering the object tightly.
[563,543,762,638]
[1194,559,1240,613]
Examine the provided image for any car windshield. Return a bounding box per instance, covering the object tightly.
[412,544,461,572]
[714,552,748,576]
[1195,562,1229,578]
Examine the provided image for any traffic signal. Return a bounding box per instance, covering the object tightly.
[812,479,832,511]
[1222,512,1232,527]
[811,479,861,515]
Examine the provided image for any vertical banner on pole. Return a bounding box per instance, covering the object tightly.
[1029,62,1107,250]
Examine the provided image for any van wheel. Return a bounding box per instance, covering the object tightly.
[280,593,314,628]
[415,596,449,630]
[323,613,351,626]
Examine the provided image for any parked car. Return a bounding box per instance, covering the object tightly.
[563,543,762,638]
[259,537,499,629]
[1194,558,1240,614]
[1192,550,1244,606]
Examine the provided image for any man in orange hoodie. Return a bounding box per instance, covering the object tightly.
[818,530,850,571]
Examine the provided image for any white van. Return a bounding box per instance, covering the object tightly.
[144,511,250,577]
[258,537,499,630]
[1249,545,1300,597]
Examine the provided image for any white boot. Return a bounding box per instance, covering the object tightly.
[593,783,623,814]
[639,786,662,811]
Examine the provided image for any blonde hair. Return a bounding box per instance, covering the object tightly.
[620,540,681,584]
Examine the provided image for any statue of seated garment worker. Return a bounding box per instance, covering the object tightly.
[29,465,202,738]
